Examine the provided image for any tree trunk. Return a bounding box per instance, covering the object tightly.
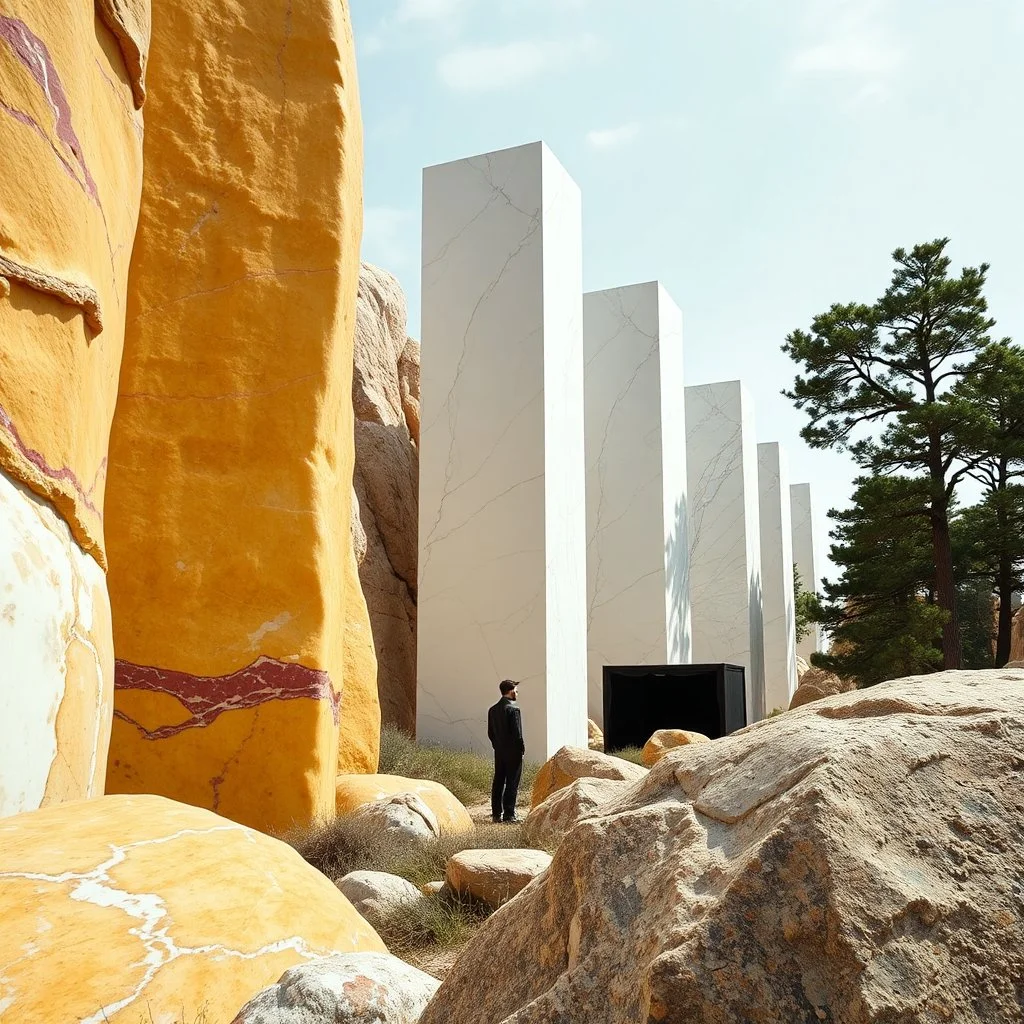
[931,511,963,669]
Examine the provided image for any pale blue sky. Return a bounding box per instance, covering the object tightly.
[352,0,1024,587]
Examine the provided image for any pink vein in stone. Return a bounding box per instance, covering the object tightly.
[0,402,105,519]
[0,15,100,205]
[114,657,341,741]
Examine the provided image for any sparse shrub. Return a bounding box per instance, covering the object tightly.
[373,891,490,958]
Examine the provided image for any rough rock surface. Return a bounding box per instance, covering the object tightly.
[337,871,425,928]
[446,849,552,910]
[0,794,384,1023]
[231,952,440,1024]
[523,777,628,849]
[420,670,1024,1024]
[0,0,146,814]
[95,0,151,107]
[348,792,440,843]
[352,263,420,733]
[336,774,474,835]
[587,719,604,751]
[641,728,710,767]
[103,0,378,832]
[789,664,857,709]
[796,655,811,678]
[531,746,647,808]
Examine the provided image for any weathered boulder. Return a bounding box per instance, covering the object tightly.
[352,263,420,733]
[337,871,425,928]
[0,0,146,815]
[446,849,552,910]
[789,664,856,709]
[796,654,811,678]
[420,670,1024,1024]
[103,0,378,832]
[336,775,473,835]
[348,792,440,843]
[641,728,710,766]
[230,952,440,1024]
[523,777,627,849]
[587,719,604,751]
[531,746,647,808]
[0,794,384,1023]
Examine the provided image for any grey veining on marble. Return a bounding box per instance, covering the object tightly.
[416,142,587,760]
[757,442,797,712]
[790,482,822,661]
[685,381,766,723]
[583,283,690,725]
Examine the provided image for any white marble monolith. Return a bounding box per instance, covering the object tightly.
[791,482,822,661]
[757,442,797,712]
[685,380,765,723]
[583,283,690,726]
[417,142,587,762]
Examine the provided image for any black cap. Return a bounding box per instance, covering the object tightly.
[499,679,519,695]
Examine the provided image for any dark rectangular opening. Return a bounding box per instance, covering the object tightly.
[602,664,747,752]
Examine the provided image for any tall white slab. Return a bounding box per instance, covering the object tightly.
[417,142,587,762]
[791,482,822,661]
[685,381,765,723]
[757,442,797,712]
[583,283,690,725]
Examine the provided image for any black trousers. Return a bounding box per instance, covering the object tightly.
[491,749,524,821]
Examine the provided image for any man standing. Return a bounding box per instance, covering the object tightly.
[487,679,525,823]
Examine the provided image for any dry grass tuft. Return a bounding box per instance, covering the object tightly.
[377,726,540,805]
[608,745,646,765]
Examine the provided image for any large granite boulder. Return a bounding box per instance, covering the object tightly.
[352,263,420,733]
[445,849,552,910]
[337,871,426,928]
[789,664,857,709]
[530,746,647,808]
[231,952,439,1024]
[640,728,710,766]
[0,795,384,1024]
[336,774,473,835]
[420,670,1024,1024]
[347,792,440,843]
[523,776,628,849]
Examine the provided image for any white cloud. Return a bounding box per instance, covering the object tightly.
[788,0,904,97]
[363,206,417,268]
[586,122,641,150]
[437,34,601,91]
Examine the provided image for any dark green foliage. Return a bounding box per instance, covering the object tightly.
[793,564,821,645]
[784,239,1001,669]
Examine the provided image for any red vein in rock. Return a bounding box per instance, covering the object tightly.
[0,402,104,518]
[114,657,341,740]
[0,15,100,205]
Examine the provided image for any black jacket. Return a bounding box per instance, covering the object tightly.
[487,697,525,756]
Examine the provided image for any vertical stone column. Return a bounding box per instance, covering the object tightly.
[685,381,765,723]
[757,442,797,712]
[104,0,374,834]
[583,282,690,726]
[790,482,822,661]
[0,0,148,816]
[417,142,588,762]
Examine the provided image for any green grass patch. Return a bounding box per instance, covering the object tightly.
[607,745,646,765]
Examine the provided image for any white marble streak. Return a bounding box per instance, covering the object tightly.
[685,381,765,723]
[583,283,690,725]
[417,142,587,760]
[790,482,822,661]
[757,442,797,712]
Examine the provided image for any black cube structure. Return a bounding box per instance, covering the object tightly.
[602,664,747,752]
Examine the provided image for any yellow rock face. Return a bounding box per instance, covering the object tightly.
[0,794,385,1023]
[104,0,378,834]
[0,0,145,564]
[336,774,474,835]
[0,0,144,814]
[641,728,711,767]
